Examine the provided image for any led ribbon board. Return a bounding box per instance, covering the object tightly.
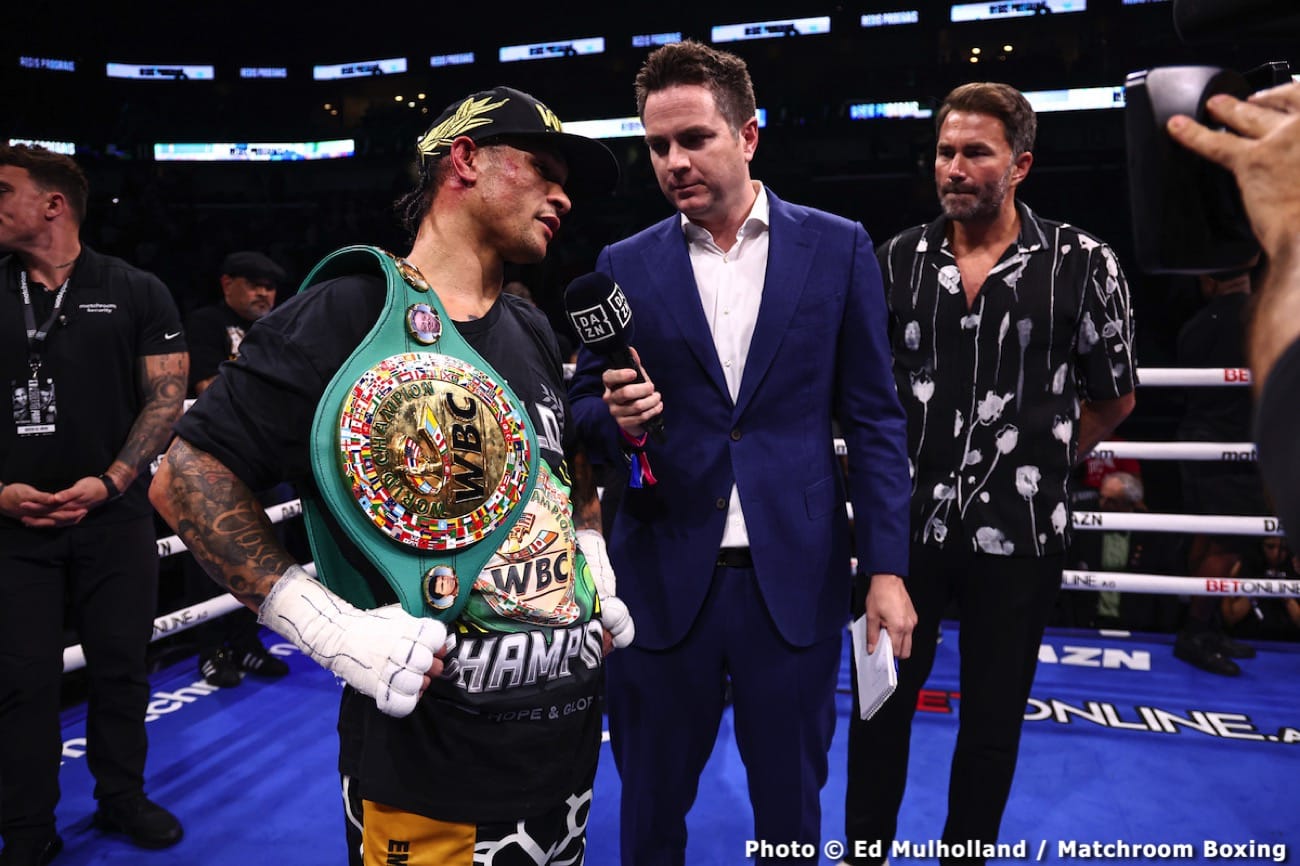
[107,63,214,80]
[313,57,406,80]
[153,140,355,161]
[950,0,1086,21]
[499,38,605,63]
[712,16,831,42]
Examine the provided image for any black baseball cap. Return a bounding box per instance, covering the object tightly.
[416,86,618,196]
[220,251,286,288]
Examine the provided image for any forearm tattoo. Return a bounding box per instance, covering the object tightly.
[114,352,188,482]
[157,438,294,609]
[568,451,603,533]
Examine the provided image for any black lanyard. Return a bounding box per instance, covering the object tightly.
[19,270,70,376]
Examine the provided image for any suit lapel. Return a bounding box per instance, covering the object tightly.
[735,192,816,416]
[639,219,730,402]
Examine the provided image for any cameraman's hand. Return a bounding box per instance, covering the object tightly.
[1166,84,1300,261]
[1168,83,1300,388]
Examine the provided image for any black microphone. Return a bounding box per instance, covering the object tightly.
[564,272,666,443]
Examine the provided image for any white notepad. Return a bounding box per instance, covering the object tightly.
[850,616,898,721]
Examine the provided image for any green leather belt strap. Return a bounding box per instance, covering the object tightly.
[298,245,540,621]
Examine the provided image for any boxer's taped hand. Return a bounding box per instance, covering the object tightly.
[576,529,635,648]
[258,565,445,717]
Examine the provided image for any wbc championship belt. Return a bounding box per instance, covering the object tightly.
[301,246,539,622]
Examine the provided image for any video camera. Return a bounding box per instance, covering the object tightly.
[1124,0,1298,274]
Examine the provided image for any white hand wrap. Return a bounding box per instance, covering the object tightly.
[257,565,446,718]
[576,529,635,648]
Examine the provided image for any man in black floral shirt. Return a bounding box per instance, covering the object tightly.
[844,82,1136,865]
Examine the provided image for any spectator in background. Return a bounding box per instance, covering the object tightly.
[1172,266,1265,675]
[1222,537,1299,643]
[186,251,285,395]
[502,278,534,305]
[0,143,185,862]
[505,277,576,361]
[1070,445,1143,512]
[181,251,291,687]
[1064,471,1182,631]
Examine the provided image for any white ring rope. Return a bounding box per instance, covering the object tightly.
[1070,511,1283,536]
[62,562,318,674]
[1062,569,1300,598]
[1135,367,1252,387]
[847,557,1298,598]
[1084,441,1256,462]
[563,364,1253,386]
[833,439,1258,462]
[830,367,1255,460]
[69,366,1265,675]
[844,505,1283,537]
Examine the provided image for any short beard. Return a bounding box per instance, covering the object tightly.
[939,164,1013,223]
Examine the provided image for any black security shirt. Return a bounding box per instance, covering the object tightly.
[882,202,1137,557]
[1,247,185,526]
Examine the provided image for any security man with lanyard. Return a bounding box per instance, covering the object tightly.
[0,143,187,863]
[150,87,633,866]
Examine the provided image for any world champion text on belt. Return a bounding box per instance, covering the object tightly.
[337,352,531,550]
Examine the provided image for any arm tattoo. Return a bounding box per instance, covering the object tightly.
[110,352,188,487]
[153,438,294,609]
[568,451,603,533]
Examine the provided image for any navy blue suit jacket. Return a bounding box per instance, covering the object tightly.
[569,190,910,650]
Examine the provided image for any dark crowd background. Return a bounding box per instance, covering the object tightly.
[4,0,1294,556]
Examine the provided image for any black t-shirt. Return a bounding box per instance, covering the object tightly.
[1257,337,1300,543]
[1,247,185,527]
[184,301,256,394]
[1175,291,1264,515]
[176,271,600,822]
[1176,291,1253,442]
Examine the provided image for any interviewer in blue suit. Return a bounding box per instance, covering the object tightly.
[568,41,916,864]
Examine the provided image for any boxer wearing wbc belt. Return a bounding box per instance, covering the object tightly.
[150,87,630,866]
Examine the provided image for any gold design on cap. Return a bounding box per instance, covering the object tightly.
[534,103,563,133]
[417,95,510,159]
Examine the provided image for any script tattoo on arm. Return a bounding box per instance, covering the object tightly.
[106,352,188,490]
[151,437,294,610]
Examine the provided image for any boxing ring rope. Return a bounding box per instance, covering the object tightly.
[1080,441,1256,461]
[1069,511,1281,536]
[1133,367,1252,386]
[1060,570,1300,598]
[61,367,1279,673]
[562,366,1256,389]
[62,505,314,674]
[835,439,1258,461]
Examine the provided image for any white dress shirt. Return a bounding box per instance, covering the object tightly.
[681,182,770,550]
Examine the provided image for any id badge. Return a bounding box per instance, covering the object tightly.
[12,376,57,436]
